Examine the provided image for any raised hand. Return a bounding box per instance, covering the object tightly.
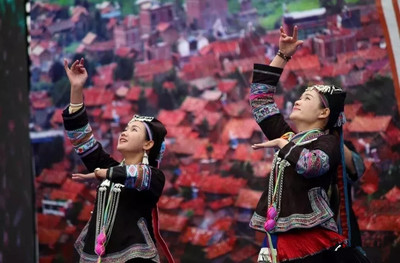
[252,138,289,150]
[279,25,304,57]
[64,58,88,89]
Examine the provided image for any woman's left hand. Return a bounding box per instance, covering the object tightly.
[72,169,106,180]
[252,138,289,150]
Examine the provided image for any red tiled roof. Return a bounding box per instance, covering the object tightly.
[86,40,115,52]
[235,188,262,209]
[193,111,223,130]
[135,59,173,80]
[319,63,353,78]
[50,109,64,124]
[252,161,272,177]
[199,40,240,57]
[200,175,247,195]
[159,213,188,232]
[192,143,230,160]
[50,189,79,202]
[102,103,133,120]
[37,213,62,228]
[165,126,193,138]
[180,97,208,113]
[83,88,114,107]
[180,198,205,215]
[222,101,251,117]
[163,81,176,90]
[179,54,219,81]
[175,172,203,188]
[92,63,117,88]
[181,227,214,246]
[285,55,321,72]
[38,228,62,247]
[348,116,391,133]
[157,109,186,126]
[221,118,260,143]
[344,103,363,121]
[36,169,68,185]
[210,217,233,231]
[358,215,400,232]
[158,196,184,210]
[157,22,171,32]
[218,79,237,93]
[78,203,94,222]
[168,138,206,155]
[208,197,234,210]
[233,143,264,162]
[61,178,86,194]
[205,237,236,259]
[230,245,258,262]
[385,186,400,203]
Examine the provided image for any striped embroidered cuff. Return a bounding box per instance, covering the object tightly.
[250,83,280,123]
[74,135,98,156]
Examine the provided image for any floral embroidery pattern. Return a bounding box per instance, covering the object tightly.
[296,149,330,178]
[250,83,280,123]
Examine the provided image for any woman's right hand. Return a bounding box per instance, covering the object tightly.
[64,58,88,90]
[279,25,303,57]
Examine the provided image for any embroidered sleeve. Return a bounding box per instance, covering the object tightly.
[62,105,120,171]
[250,64,293,140]
[66,123,98,157]
[296,149,330,178]
[107,165,152,191]
[250,83,280,123]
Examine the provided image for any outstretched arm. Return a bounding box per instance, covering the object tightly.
[250,26,303,140]
[62,58,120,171]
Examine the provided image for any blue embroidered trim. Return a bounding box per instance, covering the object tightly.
[67,123,93,144]
[250,83,280,123]
[74,135,98,155]
[250,188,337,233]
[296,149,330,178]
[75,218,160,263]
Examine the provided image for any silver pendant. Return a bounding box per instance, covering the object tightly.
[257,247,278,263]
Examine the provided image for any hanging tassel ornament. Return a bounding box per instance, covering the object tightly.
[95,229,106,263]
[142,150,149,165]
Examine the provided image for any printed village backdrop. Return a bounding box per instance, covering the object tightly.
[29,0,400,262]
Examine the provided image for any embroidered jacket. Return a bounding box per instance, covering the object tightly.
[62,106,165,263]
[249,64,341,234]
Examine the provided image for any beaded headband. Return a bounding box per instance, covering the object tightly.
[130,115,154,141]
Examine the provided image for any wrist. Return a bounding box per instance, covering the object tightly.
[277,50,291,62]
[94,168,103,180]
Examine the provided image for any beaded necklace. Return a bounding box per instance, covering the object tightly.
[95,180,124,263]
[263,129,325,263]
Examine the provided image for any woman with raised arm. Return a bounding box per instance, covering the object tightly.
[63,59,174,263]
[249,26,370,263]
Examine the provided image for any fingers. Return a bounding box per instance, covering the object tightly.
[63,59,69,71]
[292,25,298,41]
[252,142,270,149]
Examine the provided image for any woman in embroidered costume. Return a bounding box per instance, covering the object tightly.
[249,26,370,263]
[63,59,174,263]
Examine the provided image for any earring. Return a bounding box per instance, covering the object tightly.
[142,151,149,165]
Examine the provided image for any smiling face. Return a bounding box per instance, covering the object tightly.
[289,89,330,129]
[117,121,149,154]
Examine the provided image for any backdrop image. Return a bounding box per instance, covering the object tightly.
[29,0,400,262]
